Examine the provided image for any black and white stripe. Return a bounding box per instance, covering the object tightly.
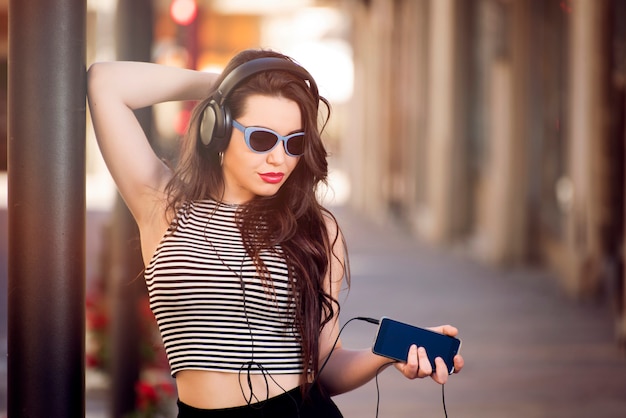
[145,200,303,376]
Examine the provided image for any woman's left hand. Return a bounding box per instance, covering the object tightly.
[394,324,464,384]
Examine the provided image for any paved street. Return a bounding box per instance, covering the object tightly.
[3,205,626,417]
[331,207,626,418]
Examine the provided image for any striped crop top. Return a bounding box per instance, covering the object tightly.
[144,200,303,376]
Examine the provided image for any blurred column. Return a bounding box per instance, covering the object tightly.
[7,0,86,416]
[507,0,531,262]
[371,0,393,219]
[344,2,369,213]
[567,0,612,296]
[109,0,153,417]
[424,0,470,243]
[483,59,514,264]
[623,94,626,344]
[425,0,454,242]
[347,0,394,219]
[481,0,531,264]
[396,0,428,226]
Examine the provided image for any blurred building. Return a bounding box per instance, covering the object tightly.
[341,0,626,343]
[84,0,626,347]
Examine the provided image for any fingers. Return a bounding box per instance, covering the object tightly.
[428,324,459,337]
[399,344,418,378]
[416,347,433,377]
[453,354,464,374]
[431,357,449,384]
[401,347,457,385]
[395,345,434,379]
[394,328,464,384]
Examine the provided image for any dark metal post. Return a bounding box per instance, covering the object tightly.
[7,0,86,417]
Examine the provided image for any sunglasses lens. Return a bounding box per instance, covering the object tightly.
[249,130,279,152]
[245,126,305,156]
[285,134,305,156]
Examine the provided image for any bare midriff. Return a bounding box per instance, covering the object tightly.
[175,369,302,409]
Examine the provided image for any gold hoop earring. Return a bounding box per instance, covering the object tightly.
[218,151,224,166]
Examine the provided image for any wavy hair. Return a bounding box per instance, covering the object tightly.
[164,49,349,389]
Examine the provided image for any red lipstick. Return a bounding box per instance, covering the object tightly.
[259,172,284,184]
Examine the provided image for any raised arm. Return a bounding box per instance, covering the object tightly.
[86,62,217,226]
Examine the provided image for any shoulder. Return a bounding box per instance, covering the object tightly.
[320,208,350,289]
[320,209,347,268]
[321,208,342,242]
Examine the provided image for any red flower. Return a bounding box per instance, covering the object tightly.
[87,311,108,330]
[86,354,100,368]
[135,380,159,411]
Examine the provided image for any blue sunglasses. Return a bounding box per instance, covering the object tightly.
[232,120,305,157]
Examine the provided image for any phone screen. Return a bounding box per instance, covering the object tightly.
[372,317,461,374]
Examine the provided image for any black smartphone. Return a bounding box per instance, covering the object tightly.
[372,317,462,374]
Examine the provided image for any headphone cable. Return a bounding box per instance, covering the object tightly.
[318,316,451,418]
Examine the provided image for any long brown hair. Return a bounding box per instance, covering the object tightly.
[164,49,349,387]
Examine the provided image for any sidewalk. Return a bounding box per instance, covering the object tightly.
[331,206,626,418]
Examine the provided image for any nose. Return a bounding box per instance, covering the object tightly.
[266,141,287,165]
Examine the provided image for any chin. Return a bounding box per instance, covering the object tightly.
[255,184,284,198]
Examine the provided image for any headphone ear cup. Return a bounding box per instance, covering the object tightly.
[199,100,232,150]
[199,100,218,146]
[217,107,232,148]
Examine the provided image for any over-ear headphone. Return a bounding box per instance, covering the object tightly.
[199,57,320,148]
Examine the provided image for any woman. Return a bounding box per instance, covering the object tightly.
[87,49,463,417]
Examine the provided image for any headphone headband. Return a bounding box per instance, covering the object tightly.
[199,57,319,147]
[214,57,319,105]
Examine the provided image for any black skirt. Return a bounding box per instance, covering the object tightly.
[177,384,343,418]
